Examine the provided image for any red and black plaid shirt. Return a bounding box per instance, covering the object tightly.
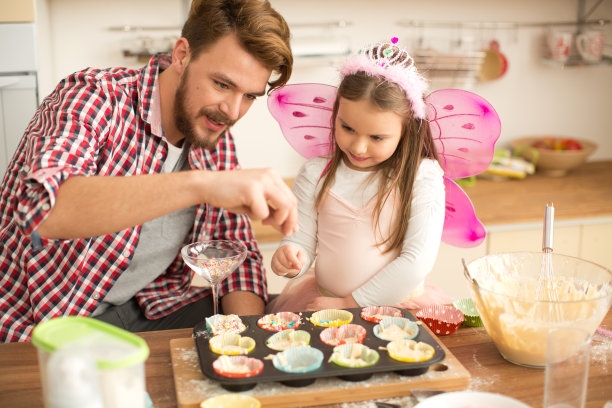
[0,54,267,342]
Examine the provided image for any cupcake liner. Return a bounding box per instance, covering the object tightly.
[212,355,264,378]
[272,346,324,374]
[319,324,367,346]
[209,333,256,355]
[206,314,246,335]
[265,329,311,351]
[201,393,261,408]
[415,305,465,335]
[373,317,419,341]
[309,309,353,327]
[329,343,379,368]
[386,339,435,363]
[360,306,403,323]
[257,312,301,332]
[452,298,484,327]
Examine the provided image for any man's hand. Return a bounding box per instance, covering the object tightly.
[270,243,306,278]
[200,168,298,237]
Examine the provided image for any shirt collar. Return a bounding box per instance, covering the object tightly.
[138,53,171,137]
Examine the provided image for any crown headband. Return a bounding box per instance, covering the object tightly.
[340,38,429,119]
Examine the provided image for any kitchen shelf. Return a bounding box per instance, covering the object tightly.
[540,55,612,68]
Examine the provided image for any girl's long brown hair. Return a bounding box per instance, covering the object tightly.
[315,71,439,253]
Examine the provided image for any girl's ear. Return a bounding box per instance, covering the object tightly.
[171,37,190,74]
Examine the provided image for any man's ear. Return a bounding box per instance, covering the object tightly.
[171,37,190,74]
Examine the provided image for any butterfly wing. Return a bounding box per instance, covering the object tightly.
[267,83,337,159]
[442,178,486,247]
[427,89,501,179]
[427,89,501,247]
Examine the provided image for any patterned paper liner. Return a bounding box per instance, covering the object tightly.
[329,343,380,368]
[265,329,311,351]
[319,324,367,346]
[360,306,403,323]
[386,339,435,363]
[272,346,324,374]
[373,317,419,341]
[212,355,264,379]
[205,314,247,335]
[309,309,353,327]
[452,298,484,327]
[257,312,302,332]
[201,393,261,408]
[209,333,256,355]
[415,305,465,335]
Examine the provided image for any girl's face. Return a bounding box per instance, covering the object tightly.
[335,97,403,171]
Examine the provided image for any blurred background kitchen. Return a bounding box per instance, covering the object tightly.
[2,0,611,298]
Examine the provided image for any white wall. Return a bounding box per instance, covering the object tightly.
[36,0,612,178]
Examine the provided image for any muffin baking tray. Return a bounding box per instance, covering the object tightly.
[192,307,446,391]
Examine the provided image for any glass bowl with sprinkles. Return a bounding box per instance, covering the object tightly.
[257,312,301,332]
[309,309,353,327]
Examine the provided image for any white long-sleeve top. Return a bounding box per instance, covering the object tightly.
[281,156,446,306]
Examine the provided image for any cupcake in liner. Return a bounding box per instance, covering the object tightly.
[386,339,435,363]
[257,312,301,332]
[329,343,380,368]
[272,345,324,374]
[373,317,419,342]
[201,393,261,408]
[319,324,367,346]
[452,298,484,327]
[265,329,311,351]
[309,309,353,327]
[209,333,256,355]
[415,305,465,335]
[212,355,264,378]
[206,314,247,335]
[360,306,403,323]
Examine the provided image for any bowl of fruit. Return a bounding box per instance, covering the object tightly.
[510,136,597,177]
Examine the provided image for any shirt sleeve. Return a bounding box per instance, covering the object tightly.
[15,74,109,239]
[278,157,328,279]
[352,159,446,306]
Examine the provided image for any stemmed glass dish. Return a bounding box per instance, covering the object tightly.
[181,240,248,316]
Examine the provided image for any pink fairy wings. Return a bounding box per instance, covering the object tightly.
[267,83,337,159]
[268,84,501,248]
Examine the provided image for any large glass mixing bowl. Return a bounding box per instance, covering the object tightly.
[465,252,611,368]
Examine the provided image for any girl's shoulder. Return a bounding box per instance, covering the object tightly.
[416,158,444,179]
[298,156,332,181]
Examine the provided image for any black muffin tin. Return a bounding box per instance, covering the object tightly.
[193,307,446,391]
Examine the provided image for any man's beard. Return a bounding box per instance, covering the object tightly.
[173,66,236,149]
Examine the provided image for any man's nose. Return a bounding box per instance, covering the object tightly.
[219,94,241,121]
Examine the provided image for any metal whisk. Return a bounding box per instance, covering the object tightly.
[535,202,562,321]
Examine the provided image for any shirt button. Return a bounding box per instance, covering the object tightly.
[23,165,30,172]
[123,250,131,258]
[92,293,100,300]
[155,152,163,160]
[41,203,50,211]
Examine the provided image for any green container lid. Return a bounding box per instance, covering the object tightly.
[32,316,150,370]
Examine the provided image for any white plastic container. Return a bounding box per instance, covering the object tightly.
[32,316,150,408]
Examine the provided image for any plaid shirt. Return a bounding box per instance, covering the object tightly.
[0,54,267,343]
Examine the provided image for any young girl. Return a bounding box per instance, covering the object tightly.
[266,39,452,313]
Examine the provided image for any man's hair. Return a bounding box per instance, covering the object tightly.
[182,0,293,91]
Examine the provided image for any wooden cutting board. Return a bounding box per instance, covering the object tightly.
[169,328,470,408]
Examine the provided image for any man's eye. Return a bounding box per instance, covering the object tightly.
[215,81,229,89]
[245,94,257,101]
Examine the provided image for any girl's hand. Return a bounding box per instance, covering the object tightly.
[270,244,306,278]
[305,295,359,311]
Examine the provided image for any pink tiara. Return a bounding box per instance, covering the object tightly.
[340,38,429,119]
